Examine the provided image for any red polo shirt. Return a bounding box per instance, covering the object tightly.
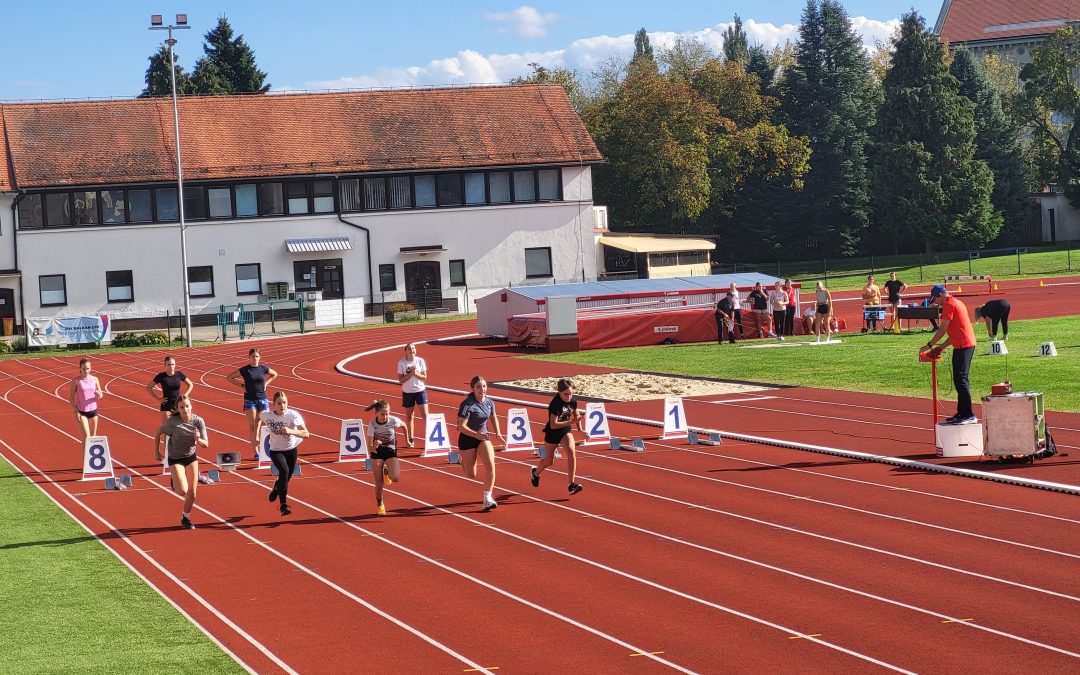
[941,296,976,349]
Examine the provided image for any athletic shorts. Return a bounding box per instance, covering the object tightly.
[243,398,269,412]
[77,409,98,419]
[457,434,483,451]
[160,398,177,412]
[168,454,197,467]
[370,445,398,461]
[402,390,428,408]
[543,427,570,445]
[817,304,830,315]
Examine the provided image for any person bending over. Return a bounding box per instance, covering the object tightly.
[974,299,1011,341]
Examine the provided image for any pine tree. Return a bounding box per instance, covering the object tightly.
[632,28,654,64]
[778,0,876,256]
[140,45,194,98]
[871,13,1000,253]
[746,45,775,90]
[193,17,270,94]
[722,15,750,63]
[949,49,1029,244]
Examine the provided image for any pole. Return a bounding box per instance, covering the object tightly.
[1017,248,1021,275]
[932,360,939,427]
[967,250,972,276]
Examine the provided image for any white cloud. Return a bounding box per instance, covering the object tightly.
[298,16,899,91]
[486,6,558,38]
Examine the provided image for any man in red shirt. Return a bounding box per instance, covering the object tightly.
[924,285,978,424]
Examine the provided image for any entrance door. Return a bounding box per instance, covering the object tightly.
[1049,208,1057,243]
[0,288,14,336]
[404,261,442,310]
[320,265,343,299]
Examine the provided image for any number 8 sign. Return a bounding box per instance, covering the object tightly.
[82,436,115,481]
[338,419,368,462]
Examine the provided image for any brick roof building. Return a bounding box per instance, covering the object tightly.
[934,0,1080,62]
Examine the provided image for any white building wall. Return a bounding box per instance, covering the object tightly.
[0,195,15,270]
[1038,193,1080,242]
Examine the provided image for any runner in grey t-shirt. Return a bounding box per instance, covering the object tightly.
[153,395,208,530]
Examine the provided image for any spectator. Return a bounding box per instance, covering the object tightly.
[883,272,907,330]
[801,305,816,335]
[974,299,1011,340]
[920,296,940,331]
[747,282,772,339]
[783,279,797,336]
[715,292,737,344]
[924,285,978,425]
[862,275,882,332]
[813,281,833,342]
[728,282,744,338]
[768,281,788,341]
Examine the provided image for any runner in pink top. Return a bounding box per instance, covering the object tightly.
[68,357,104,443]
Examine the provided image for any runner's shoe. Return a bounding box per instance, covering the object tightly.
[280,504,292,516]
[377,503,387,516]
[268,487,278,502]
[568,482,583,496]
[530,467,540,488]
[181,516,194,530]
[482,498,498,512]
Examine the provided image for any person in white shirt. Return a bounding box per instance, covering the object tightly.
[768,282,788,341]
[259,391,309,517]
[364,399,412,516]
[396,343,428,447]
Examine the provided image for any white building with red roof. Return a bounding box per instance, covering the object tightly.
[935,0,1080,63]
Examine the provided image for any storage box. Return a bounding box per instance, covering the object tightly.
[981,392,1046,458]
[937,422,984,457]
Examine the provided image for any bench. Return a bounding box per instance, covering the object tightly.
[969,247,1026,259]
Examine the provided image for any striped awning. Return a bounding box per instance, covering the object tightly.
[284,237,352,253]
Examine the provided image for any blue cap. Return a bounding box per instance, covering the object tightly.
[929,284,947,299]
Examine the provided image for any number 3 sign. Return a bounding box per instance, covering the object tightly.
[504,408,535,451]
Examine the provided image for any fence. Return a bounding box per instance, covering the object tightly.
[216,299,307,341]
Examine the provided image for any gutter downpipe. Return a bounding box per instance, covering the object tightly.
[336,211,374,311]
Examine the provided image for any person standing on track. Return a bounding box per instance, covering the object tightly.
[153,395,208,530]
[883,272,907,330]
[146,355,194,424]
[227,348,278,460]
[530,378,585,495]
[396,343,428,447]
[365,399,412,516]
[68,357,103,444]
[260,391,309,516]
[924,285,978,425]
[456,376,503,512]
[813,281,833,342]
[974,299,1011,340]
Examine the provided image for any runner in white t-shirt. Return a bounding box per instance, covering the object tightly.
[396,343,428,447]
[258,392,309,517]
[364,399,413,516]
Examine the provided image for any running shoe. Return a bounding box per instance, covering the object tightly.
[530,467,540,488]
[280,504,292,516]
[383,467,393,486]
[568,482,583,495]
[268,487,278,502]
[482,498,498,512]
[957,416,979,425]
[377,503,387,516]
[180,516,194,530]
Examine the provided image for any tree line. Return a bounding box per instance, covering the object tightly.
[515,3,1070,260]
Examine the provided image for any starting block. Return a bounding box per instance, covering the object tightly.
[609,438,645,452]
[270,462,302,477]
[536,446,563,460]
[688,431,723,446]
[215,452,241,472]
[448,451,461,464]
[104,474,132,490]
[198,470,221,485]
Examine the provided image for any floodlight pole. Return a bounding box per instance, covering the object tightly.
[150,14,193,347]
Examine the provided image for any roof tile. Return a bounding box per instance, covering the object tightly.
[938,0,1080,44]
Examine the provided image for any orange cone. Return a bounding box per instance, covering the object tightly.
[957,285,963,292]
[1040,279,1045,287]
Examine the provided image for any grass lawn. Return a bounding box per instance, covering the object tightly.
[0,455,244,673]
[530,316,1080,413]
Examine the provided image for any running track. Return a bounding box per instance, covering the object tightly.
[2,315,1079,672]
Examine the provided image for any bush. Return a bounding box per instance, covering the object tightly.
[388,302,415,313]
[10,336,27,351]
[139,332,169,346]
[0,340,10,354]
[173,334,187,343]
[111,332,143,348]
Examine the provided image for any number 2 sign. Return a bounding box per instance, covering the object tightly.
[583,402,611,445]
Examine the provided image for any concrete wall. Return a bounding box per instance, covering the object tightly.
[1036,193,1080,243]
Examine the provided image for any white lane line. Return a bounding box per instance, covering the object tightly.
[703,396,779,404]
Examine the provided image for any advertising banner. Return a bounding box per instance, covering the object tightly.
[27,315,111,347]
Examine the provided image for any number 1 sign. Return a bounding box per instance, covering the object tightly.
[421,413,451,457]
[338,418,368,462]
[662,397,688,440]
[82,436,115,481]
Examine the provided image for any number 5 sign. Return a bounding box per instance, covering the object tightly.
[338,419,368,462]
[504,408,535,451]
[662,397,688,440]
[421,413,451,458]
[82,436,115,481]
[582,402,611,445]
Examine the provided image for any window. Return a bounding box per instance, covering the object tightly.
[437,174,462,206]
[106,270,134,302]
[489,172,511,203]
[155,187,179,222]
[449,259,466,287]
[678,251,707,265]
[208,187,233,219]
[363,177,387,210]
[388,176,411,209]
[73,191,98,225]
[414,176,436,207]
[188,266,214,297]
[101,190,126,224]
[339,178,361,211]
[649,253,678,267]
[18,194,43,228]
[258,182,284,216]
[287,182,309,214]
[183,186,207,220]
[379,264,396,291]
[235,263,262,295]
[464,173,486,205]
[39,274,67,306]
[294,261,319,290]
[525,247,552,278]
[235,184,258,217]
[129,189,153,223]
[313,179,334,213]
[538,169,560,201]
[46,193,72,227]
[513,171,536,202]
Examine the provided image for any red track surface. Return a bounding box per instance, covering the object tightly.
[4,304,1080,672]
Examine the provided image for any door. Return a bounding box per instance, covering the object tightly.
[1049,208,1057,243]
[404,261,442,310]
[0,288,14,336]
[320,265,343,299]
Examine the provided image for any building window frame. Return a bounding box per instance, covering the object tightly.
[524,247,553,279]
[105,270,135,303]
[188,266,215,298]
[449,259,466,287]
[235,263,262,296]
[379,264,397,292]
[39,274,67,307]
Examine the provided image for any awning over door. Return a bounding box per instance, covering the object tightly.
[598,236,715,254]
[285,237,352,253]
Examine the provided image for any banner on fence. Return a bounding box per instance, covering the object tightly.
[27,315,111,347]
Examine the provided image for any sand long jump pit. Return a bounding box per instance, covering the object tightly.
[501,372,778,402]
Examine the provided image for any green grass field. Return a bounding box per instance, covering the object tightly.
[0,456,244,673]
[531,316,1080,412]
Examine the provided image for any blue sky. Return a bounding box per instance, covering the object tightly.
[0,1,943,101]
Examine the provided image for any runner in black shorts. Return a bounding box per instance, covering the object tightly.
[153,395,208,530]
[974,299,1011,340]
[530,378,585,496]
[457,376,503,512]
[147,355,194,424]
[364,399,412,516]
[227,348,278,460]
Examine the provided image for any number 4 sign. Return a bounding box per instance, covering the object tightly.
[421,413,451,457]
[582,402,611,445]
[338,418,368,462]
[504,408,535,451]
[662,397,688,440]
[82,436,115,481]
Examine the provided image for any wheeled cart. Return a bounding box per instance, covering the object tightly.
[981,392,1054,463]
